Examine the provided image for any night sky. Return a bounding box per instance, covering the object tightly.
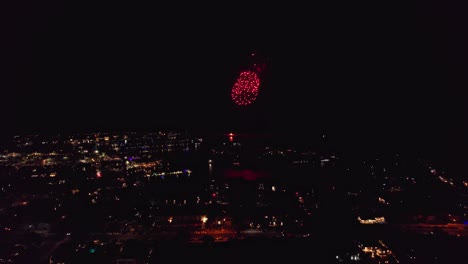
[4,2,468,156]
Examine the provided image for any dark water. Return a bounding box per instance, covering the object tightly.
[199,131,468,181]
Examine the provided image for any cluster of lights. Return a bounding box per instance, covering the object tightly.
[231,71,260,106]
[357,216,386,224]
[145,170,192,177]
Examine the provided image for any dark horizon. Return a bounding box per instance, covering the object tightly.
[3,1,468,162]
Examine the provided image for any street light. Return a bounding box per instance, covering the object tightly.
[201,216,208,229]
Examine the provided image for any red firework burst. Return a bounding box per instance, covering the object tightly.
[231,71,260,106]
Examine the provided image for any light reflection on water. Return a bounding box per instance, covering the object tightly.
[223,168,269,181]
